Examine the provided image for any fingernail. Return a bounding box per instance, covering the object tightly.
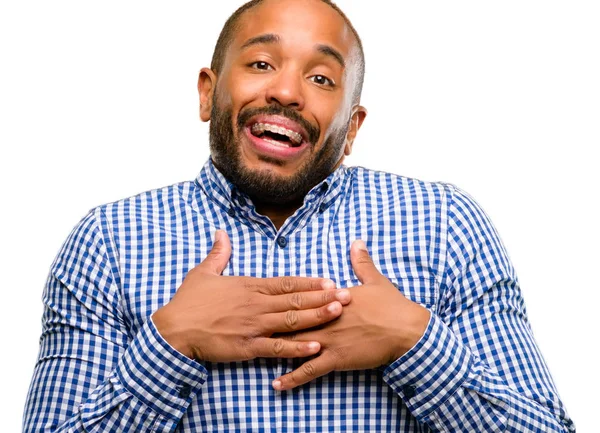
[327,302,340,313]
[306,342,320,352]
[354,240,367,251]
[335,289,350,302]
[273,380,282,390]
[321,279,335,290]
[214,230,222,243]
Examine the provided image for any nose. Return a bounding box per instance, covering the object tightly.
[265,67,305,110]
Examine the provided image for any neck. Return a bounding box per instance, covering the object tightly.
[253,199,303,230]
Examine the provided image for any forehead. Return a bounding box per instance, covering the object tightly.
[231,0,356,59]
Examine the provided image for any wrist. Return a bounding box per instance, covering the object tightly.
[390,303,431,362]
[152,305,194,359]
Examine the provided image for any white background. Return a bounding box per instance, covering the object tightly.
[1,0,598,431]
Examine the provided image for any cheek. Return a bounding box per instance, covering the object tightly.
[306,89,348,133]
[213,83,232,110]
[224,70,269,106]
[318,108,349,140]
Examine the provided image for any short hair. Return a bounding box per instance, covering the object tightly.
[210,0,365,104]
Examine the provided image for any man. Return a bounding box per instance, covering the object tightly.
[23,0,574,431]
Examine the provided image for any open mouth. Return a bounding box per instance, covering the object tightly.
[250,122,304,148]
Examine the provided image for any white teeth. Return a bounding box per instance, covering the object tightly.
[251,122,303,145]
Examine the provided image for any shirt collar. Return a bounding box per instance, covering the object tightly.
[194,158,349,212]
[195,159,236,208]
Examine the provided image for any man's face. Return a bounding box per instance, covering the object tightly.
[200,0,366,205]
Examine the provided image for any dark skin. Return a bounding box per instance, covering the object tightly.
[154,230,351,362]
[153,0,430,391]
[199,0,366,228]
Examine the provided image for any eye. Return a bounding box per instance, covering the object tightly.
[249,61,273,71]
[309,74,335,87]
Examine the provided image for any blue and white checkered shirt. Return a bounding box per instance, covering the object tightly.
[24,160,574,432]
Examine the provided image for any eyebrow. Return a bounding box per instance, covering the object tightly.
[240,33,280,50]
[240,33,346,69]
[316,44,345,69]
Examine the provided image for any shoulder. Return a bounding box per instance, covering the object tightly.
[343,166,491,233]
[90,179,198,223]
[345,165,457,207]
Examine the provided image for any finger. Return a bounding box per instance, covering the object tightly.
[262,301,343,333]
[248,337,321,359]
[269,288,351,312]
[350,240,383,284]
[198,230,231,275]
[258,276,336,295]
[272,353,335,390]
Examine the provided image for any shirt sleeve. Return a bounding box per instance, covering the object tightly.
[382,185,575,432]
[23,209,207,433]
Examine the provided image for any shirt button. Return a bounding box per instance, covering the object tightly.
[318,202,328,213]
[179,383,192,398]
[238,197,247,207]
[277,236,288,248]
[403,385,416,399]
[228,207,235,217]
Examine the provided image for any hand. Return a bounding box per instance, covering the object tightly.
[152,230,351,362]
[272,240,431,391]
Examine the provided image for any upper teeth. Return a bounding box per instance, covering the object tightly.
[251,123,303,145]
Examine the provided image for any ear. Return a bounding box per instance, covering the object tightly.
[198,67,217,122]
[344,105,367,156]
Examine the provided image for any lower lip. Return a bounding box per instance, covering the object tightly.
[244,127,308,161]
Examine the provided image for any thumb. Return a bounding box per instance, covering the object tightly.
[199,230,231,275]
[350,240,382,284]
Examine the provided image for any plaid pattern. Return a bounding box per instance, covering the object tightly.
[24,160,574,432]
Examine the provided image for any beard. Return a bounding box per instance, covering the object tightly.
[209,102,349,206]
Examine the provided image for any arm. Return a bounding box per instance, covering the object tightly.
[382,186,575,431]
[274,186,575,432]
[23,210,207,432]
[23,213,348,432]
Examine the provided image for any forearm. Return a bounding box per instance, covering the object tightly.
[24,206,207,433]
[383,314,574,432]
[24,318,207,433]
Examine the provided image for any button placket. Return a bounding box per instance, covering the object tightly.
[277,236,288,248]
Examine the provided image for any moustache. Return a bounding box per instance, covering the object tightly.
[236,105,320,145]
